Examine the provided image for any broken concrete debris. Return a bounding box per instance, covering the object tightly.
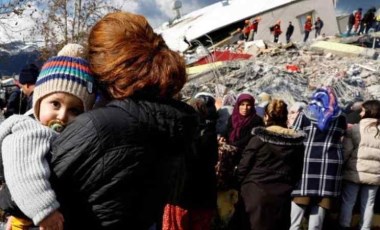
[182,38,380,108]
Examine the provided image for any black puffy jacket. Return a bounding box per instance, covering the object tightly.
[50,97,199,230]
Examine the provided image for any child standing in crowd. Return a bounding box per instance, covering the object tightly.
[339,100,380,230]
[290,87,347,230]
[0,44,96,230]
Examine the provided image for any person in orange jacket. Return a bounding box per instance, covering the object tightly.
[304,16,313,42]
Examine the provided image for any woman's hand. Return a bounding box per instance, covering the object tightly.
[39,210,64,230]
[218,136,226,144]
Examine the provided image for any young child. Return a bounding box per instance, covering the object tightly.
[0,43,96,229]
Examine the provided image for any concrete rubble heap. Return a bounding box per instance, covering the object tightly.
[182,38,380,107]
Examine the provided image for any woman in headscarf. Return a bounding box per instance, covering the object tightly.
[290,87,347,230]
[220,92,264,153]
[217,92,263,229]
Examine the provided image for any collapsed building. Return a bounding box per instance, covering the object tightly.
[157,0,340,52]
[157,0,380,108]
[181,38,380,108]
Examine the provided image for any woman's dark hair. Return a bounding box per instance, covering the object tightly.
[265,99,288,127]
[195,94,218,121]
[362,100,380,138]
[187,98,208,122]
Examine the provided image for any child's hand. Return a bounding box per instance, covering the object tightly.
[5,216,12,230]
[39,210,64,230]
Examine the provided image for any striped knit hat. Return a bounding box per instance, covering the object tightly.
[33,44,96,119]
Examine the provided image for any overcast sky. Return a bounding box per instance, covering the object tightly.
[1,0,380,42]
[120,0,380,28]
[118,0,219,28]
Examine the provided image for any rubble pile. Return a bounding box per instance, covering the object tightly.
[182,40,380,107]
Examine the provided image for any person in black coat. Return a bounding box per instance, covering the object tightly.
[314,17,324,38]
[187,97,218,229]
[50,12,199,230]
[359,7,376,34]
[236,99,305,230]
[286,21,294,43]
[347,11,356,35]
[17,64,39,111]
[3,87,27,118]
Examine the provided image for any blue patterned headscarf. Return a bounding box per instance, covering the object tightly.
[305,87,341,131]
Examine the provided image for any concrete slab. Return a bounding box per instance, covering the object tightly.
[310,41,364,57]
[310,41,378,58]
[187,61,224,75]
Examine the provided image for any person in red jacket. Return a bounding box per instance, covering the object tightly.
[248,16,261,41]
[354,8,362,33]
[304,16,313,42]
[242,20,252,41]
[271,20,282,43]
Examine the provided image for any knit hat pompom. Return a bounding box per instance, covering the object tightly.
[33,43,96,120]
[57,43,85,58]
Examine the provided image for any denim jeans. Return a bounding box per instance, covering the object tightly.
[339,181,379,230]
[290,201,326,230]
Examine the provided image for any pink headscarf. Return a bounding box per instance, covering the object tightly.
[229,93,256,143]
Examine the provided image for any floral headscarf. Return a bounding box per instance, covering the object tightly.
[304,87,341,131]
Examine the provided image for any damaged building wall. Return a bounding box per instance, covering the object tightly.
[243,0,339,43]
[158,0,341,52]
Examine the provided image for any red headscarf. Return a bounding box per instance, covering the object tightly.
[229,93,256,143]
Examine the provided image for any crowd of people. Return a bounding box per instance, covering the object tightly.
[238,6,380,45]
[347,7,379,36]
[0,10,380,230]
[239,15,325,44]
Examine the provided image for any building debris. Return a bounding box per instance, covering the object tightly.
[182,38,380,108]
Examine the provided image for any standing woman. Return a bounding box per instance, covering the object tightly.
[339,100,380,229]
[290,87,347,230]
[50,12,199,229]
[218,92,263,228]
[236,99,305,230]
